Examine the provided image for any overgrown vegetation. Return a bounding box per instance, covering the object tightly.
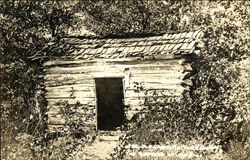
[110,1,249,159]
[0,1,81,159]
[1,0,249,159]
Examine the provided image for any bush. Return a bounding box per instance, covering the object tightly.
[54,101,93,137]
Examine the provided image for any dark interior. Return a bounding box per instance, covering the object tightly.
[95,78,125,130]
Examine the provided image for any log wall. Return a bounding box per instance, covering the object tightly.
[43,55,192,131]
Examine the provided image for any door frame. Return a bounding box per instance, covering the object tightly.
[93,76,125,131]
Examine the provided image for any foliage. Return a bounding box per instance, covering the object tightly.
[2,131,96,160]
[0,1,80,159]
[56,101,92,137]
[2,100,97,160]
[81,1,249,58]
[188,1,250,152]
[31,133,96,160]
[0,0,80,62]
[112,98,229,159]
[190,56,249,144]
[80,0,190,36]
[225,122,250,160]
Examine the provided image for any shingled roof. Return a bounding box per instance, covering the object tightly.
[35,30,203,60]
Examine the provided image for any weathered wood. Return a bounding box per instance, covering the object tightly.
[45,66,124,75]
[130,77,183,84]
[126,95,180,102]
[45,79,94,87]
[46,84,95,91]
[124,90,182,99]
[129,82,185,90]
[130,69,185,74]
[44,54,192,132]
[124,93,182,99]
[47,98,95,106]
[44,58,183,68]
[44,62,185,74]
[92,73,125,78]
[45,87,93,94]
[44,55,183,67]
[48,125,96,132]
[48,116,96,125]
[46,90,95,98]
[44,74,94,82]
[47,104,95,114]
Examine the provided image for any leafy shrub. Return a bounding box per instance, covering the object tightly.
[0,60,46,159]
[31,133,96,160]
[55,101,93,137]
[225,121,250,160]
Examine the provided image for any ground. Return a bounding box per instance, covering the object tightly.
[66,130,230,160]
[70,131,121,160]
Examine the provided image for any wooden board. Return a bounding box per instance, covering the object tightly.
[130,77,183,84]
[44,61,186,74]
[46,90,95,98]
[44,55,183,67]
[47,98,95,106]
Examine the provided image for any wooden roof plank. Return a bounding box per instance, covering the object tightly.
[39,31,203,61]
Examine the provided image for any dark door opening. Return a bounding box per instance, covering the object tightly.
[95,78,125,130]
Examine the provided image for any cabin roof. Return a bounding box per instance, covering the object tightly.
[32,30,203,60]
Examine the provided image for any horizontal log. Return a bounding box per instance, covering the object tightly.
[47,98,95,106]
[130,72,185,80]
[45,80,95,87]
[45,90,95,98]
[44,55,183,67]
[129,83,185,90]
[124,95,181,100]
[126,95,180,103]
[48,114,96,125]
[92,72,125,78]
[47,125,96,132]
[45,88,93,95]
[44,61,186,74]
[46,110,95,119]
[47,108,95,115]
[130,69,185,75]
[47,97,94,103]
[130,65,184,72]
[45,84,95,91]
[124,89,182,98]
[48,119,96,126]
[130,77,183,84]
[45,59,183,69]
[45,66,125,75]
[44,74,94,82]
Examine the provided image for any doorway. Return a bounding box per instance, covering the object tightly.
[95,78,125,130]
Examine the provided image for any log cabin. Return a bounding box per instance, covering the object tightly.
[38,30,204,132]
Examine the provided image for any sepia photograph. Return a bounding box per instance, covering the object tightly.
[0,0,249,159]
